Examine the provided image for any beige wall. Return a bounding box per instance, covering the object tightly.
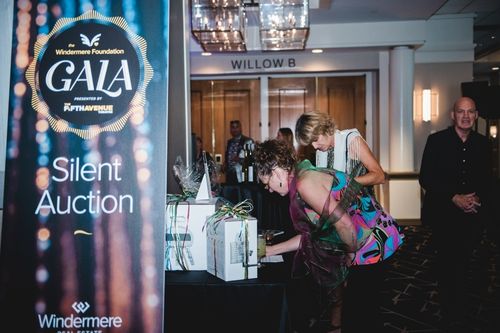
[413,62,474,171]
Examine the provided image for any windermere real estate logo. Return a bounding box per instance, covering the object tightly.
[38,301,123,332]
[26,10,152,139]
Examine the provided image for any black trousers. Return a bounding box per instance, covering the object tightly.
[225,168,239,184]
[341,259,390,333]
[431,214,483,325]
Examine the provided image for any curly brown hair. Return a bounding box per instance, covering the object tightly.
[254,139,296,177]
[295,111,336,146]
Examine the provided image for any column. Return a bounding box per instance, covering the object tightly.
[378,50,390,171]
[389,46,414,172]
[167,0,191,193]
[260,76,269,140]
[388,46,420,221]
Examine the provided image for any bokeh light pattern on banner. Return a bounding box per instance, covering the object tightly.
[0,1,169,332]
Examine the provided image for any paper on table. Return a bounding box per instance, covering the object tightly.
[260,255,284,263]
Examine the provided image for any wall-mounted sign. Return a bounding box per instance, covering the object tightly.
[229,57,297,71]
[190,52,380,76]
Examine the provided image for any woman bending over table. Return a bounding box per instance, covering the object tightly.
[255,139,403,333]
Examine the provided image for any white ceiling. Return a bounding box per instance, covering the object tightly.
[308,0,447,23]
[316,0,500,76]
[311,0,500,76]
[312,1,500,50]
[308,0,500,23]
[196,0,500,76]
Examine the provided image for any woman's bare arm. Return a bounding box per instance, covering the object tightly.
[351,137,385,186]
[266,234,301,256]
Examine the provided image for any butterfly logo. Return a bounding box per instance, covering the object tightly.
[80,33,101,47]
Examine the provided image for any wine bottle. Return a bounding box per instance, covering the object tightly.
[247,143,255,183]
[241,143,248,183]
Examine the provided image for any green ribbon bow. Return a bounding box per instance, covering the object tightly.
[205,199,254,280]
[204,199,253,231]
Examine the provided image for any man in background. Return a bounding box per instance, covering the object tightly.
[419,96,491,332]
[223,120,253,184]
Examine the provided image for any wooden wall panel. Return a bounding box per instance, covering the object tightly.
[190,79,260,183]
[328,86,355,132]
[191,90,202,140]
[325,76,366,137]
[268,77,316,142]
[278,88,306,136]
[224,90,252,154]
[191,76,366,173]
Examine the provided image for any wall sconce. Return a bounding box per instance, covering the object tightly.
[422,89,432,122]
[490,124,498,139]
[414,88,439,122]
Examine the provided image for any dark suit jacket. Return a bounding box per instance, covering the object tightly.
[224,135,252,170]
[419,126,491,227]
[224,135,253,184]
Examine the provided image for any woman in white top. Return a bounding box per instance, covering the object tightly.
[295,112,385,193]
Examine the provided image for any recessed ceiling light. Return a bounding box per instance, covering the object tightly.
[492,66,499,71]
[311,49,323,54]
[201,52,212,56]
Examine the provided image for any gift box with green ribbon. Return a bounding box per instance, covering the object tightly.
[165,196,221,271]
[205,200,258,281]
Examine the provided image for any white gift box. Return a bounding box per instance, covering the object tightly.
[165,198,219,271]
[206,217,258,281]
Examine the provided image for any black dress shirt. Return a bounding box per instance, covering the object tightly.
[419,126,491,225]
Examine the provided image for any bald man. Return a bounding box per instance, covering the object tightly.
[419,96,491,331]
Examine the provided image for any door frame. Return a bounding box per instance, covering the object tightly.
[191,71,377,152]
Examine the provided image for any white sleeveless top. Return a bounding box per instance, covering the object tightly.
[315,128,361,173]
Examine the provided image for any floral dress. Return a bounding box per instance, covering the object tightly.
[289,160,404,288]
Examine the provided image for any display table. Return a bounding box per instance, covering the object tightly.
[165,262,292,333]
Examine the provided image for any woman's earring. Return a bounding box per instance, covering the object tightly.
[279,182,282,188]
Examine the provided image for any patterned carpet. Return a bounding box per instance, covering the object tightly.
[302,224,500,332]
[379,225,500,333]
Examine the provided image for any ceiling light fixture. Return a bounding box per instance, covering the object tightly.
[191,0,247,52]
[259,0,310,51]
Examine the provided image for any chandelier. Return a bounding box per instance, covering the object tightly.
[259,0,309,51]
[191,0,247,52]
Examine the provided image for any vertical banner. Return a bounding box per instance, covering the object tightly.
[0,1,169,332]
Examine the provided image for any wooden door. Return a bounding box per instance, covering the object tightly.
[268,77,316,143]
[317,76,366,137]
[268,75,365,161]
[268,76,366,138]
[191,79,260,181]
